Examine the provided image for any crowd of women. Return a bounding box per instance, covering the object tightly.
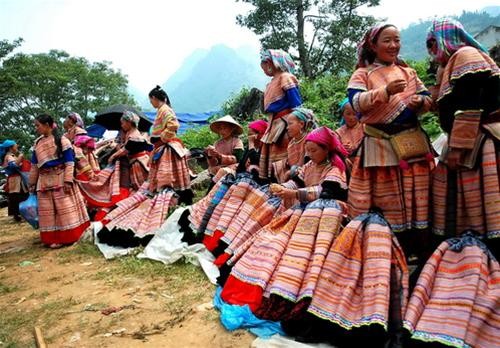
[1,18,499,348]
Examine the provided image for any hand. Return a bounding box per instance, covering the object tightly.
[107,155,115,164]
[63,182,72,194]
[274,188,297,200]
[407,95,423,111]
[270,183,284,194]
[446,148,462,170]
[386,79,407,96]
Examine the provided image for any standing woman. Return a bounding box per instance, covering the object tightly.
[29,114,90,248]
[347,24,434,258]
[1,140,29,222]
[259,49,303,181]
[148,86,192,204]
[107,111,152,191]
[427,19,500,247]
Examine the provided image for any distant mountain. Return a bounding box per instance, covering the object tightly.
[162,44,268,113]
[400,7,500,61]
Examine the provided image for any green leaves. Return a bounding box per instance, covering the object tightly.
[236,0,379,78]
[0,41,136,151]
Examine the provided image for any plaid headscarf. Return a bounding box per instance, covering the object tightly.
[67,112,84,128]
[427,19,487,63]
[121,111,140,127]
[291,107,317,130]
[305,126,348,172]
[260,49,296,74]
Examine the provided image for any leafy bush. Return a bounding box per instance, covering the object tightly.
[179,125,219,149]
[300,73,350,130]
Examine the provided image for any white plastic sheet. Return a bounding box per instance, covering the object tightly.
[252,334,336,348]
[138,207,220,284]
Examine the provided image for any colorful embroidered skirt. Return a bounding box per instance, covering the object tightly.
[404,233,500,348]
[38,184,90,245]
[432,137,500,239]
[98,182,177,247]
[348,156,434,232]
[148,144,191,192]
[307,212,408,331]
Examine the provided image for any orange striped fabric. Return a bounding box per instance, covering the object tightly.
[263,72,299,111]
[348,155,434,233]
[404,233,500,347]
[308,213,408,330]
[433,138,500,238]
[348,63,431,124]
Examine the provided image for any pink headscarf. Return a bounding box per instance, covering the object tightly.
[248,119,268,135]
[305,126,348,172]
[74,135,96,150]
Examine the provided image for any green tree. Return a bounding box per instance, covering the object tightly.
[0,48,136,150]
[236,0,379,78]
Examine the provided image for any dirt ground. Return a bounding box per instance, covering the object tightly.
[0,208,254,348]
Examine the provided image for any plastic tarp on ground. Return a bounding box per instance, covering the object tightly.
[137,207,220,284]
[144,111,219,135]
[213,287,284,338]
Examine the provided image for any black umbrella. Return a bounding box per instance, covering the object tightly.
[94,104,152,132]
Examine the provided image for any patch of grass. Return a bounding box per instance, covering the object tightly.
[56,242,102,264]
[0,281,19,295]
[0,296,80,347]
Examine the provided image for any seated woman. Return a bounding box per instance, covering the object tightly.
[107,111,152,191]
[220,127,349,312]
[179,119,269,245]
[1,140,29,222]
[206,115,244,184]
[335,98,364,157]
[272,107,316,183]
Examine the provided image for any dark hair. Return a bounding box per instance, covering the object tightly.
[36,114,63,158]
[149,85,171,106]
[357,24,399,68]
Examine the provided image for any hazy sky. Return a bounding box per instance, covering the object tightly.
[1,0,497,93]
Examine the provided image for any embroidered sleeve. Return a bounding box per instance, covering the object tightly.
[348,68,389,113]
[160,111,180,142]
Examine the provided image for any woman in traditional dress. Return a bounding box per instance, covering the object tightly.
[1,140,29,222]
[206,115,244,184]
[220,127,349,311]
[426,19,500,255]
[335,98,364,157]
[97,86,192,247]
[107,111,152,191]
[259,49,303,181]
[347,24,434,260]
[272,107,316,183]
[29,114,90,248]
[63,112,87,143]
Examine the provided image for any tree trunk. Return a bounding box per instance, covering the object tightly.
[296,1,311,78]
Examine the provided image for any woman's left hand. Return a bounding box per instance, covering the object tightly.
[407,95,423,111]
[274,188,297,200]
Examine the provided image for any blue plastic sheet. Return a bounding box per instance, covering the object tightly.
[19,193,39,229]
[213,287,284,338]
